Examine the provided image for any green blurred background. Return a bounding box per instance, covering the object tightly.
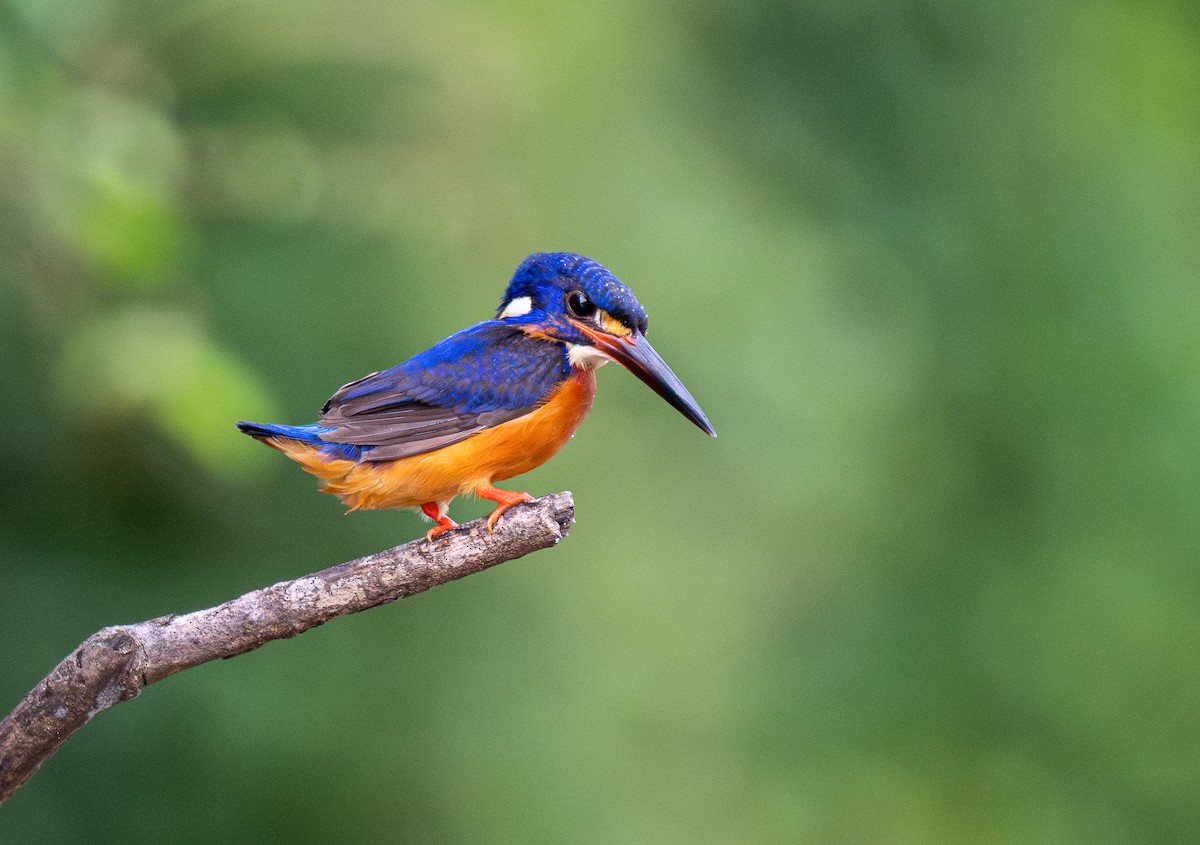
[2,0,1199,841]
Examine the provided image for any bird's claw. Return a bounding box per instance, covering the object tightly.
[422,502,458,541]
[425,523,456,542]
[484,492,534,533]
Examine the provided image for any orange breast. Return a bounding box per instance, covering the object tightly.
[269,368,596,511]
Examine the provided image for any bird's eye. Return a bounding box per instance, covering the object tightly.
[566,291,596,319]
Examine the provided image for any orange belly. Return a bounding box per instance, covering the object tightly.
[267,368,596,511]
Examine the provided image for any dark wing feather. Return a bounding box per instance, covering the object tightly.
[317,322,568,462]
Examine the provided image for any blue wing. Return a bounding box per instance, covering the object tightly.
[316,321,569,462]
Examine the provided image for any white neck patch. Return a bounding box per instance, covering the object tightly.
[498,296,532,319]
[567,343,612,370]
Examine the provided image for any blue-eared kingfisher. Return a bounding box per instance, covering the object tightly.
[237,252,715,539]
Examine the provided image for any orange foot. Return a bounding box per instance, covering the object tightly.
[421,502,459,541]
[474,484,534,533]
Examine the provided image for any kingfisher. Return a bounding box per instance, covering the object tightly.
[237,252,715,540]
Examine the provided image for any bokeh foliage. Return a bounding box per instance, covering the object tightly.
[3,0,1199,841]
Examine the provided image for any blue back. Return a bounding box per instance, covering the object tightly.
[339,321,569,416]
[314,322,569,461]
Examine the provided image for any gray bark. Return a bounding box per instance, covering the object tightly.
[0,492,574,806]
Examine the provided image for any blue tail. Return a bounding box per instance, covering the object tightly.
[236,420,327,443]
[236,421,366,461]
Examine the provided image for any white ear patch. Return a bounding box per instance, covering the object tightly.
[567,343,612,370]
[499,296,533,319]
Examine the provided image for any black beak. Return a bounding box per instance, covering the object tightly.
[574,322,716,437]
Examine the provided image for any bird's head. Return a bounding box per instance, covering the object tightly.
[497,252,715,436]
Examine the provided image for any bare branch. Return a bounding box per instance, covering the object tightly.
[0,492,575,806]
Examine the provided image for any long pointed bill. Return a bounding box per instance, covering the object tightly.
[574,321,716,437]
